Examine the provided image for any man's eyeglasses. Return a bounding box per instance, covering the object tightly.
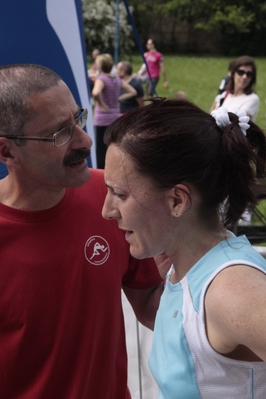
[236,69,253,79]
[2,108,88,147]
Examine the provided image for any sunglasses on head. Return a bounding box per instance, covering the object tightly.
[236,69,253,78]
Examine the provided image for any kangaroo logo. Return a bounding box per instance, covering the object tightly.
[84,236,110,265]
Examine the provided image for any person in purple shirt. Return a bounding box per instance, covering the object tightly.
[92,54,136,169]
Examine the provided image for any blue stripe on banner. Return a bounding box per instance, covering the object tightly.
[0,0,95,172]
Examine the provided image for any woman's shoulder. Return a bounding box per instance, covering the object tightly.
[112,75,122,88]
[241,92,260,107]
[248,92,260,100]
[101,74,120,84]
[97,73,108,81]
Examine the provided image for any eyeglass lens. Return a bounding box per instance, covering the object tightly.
[55,109,88,147]
[236,69,253,78]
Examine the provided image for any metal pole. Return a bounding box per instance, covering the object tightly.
[114,0,120,65]
[136,319,143,399]
[122,0,158,96]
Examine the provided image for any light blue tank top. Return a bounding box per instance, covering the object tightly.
[149,235,266,399]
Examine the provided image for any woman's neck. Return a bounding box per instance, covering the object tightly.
[101,72,112,77]
[169,226,230,283]
[233,87,245,96]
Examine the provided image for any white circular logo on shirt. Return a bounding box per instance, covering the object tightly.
[84,236,110,265]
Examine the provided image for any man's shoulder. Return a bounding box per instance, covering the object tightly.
[83,168,105,193]
[89,167,104,178]
[130,76,143,88]
[153,51,162,58]
[88,167,104,182]
[130,77,144,97]
[74,168,107,211]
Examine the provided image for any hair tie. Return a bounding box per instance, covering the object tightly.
[232,109,250,136]
[211,107,230,129]
[211,106,250,136]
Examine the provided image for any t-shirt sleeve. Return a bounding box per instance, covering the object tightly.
[243,94,260,121]
[135,81,144,98]
[122,256,163,289]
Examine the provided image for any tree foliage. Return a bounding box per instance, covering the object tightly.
[193,0,266,54]
[129,0,266,55]
[82,0,266,56]
[82,0,134,58]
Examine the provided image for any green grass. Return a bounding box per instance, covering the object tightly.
[129,55,266,130]
[128,54,266,234]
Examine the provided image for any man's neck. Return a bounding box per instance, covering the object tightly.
[123,75,133,83]
[0,176,66,211]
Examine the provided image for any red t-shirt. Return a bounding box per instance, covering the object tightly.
[0,168,162,398]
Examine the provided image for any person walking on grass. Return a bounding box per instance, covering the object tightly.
[137,39,168,97]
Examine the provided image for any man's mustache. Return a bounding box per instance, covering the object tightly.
[64,149,91,166]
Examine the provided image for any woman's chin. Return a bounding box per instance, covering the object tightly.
[129,245,151,260]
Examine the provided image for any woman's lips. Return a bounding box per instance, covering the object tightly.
[125,231,133,240]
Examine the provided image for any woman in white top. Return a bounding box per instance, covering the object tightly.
[212,55,260,121]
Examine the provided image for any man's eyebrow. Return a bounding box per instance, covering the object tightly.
[40,107,82,136]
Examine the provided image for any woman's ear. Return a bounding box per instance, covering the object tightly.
[171,184,191,217]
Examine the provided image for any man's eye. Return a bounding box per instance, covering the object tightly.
[49,126,66,137]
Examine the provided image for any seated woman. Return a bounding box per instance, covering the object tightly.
[102,98,266,399]
[211,55,260,121]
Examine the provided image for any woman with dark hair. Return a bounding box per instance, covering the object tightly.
[102,98,266,398]
[92,53,137,169]
[212,55,260,121]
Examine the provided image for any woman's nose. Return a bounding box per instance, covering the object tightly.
[102,195,119,220]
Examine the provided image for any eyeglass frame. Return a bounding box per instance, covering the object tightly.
[235,69,253,79]
[1,108,88,147]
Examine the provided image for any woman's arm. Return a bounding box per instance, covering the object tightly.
[205,264,266,361]
[92,79,109,111]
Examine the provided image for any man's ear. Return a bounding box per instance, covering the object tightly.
[170,184,191,217]
[0,138,17,167]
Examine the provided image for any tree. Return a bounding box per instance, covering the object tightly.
[194,0,266,55]
[129,0,266,55]
[82,0,134,59]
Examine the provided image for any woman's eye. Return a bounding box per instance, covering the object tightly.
[106,187,127,199]
[113,191,126,199]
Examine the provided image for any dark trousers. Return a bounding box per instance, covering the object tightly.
[146,77,159,96]
[96,125,108,169]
